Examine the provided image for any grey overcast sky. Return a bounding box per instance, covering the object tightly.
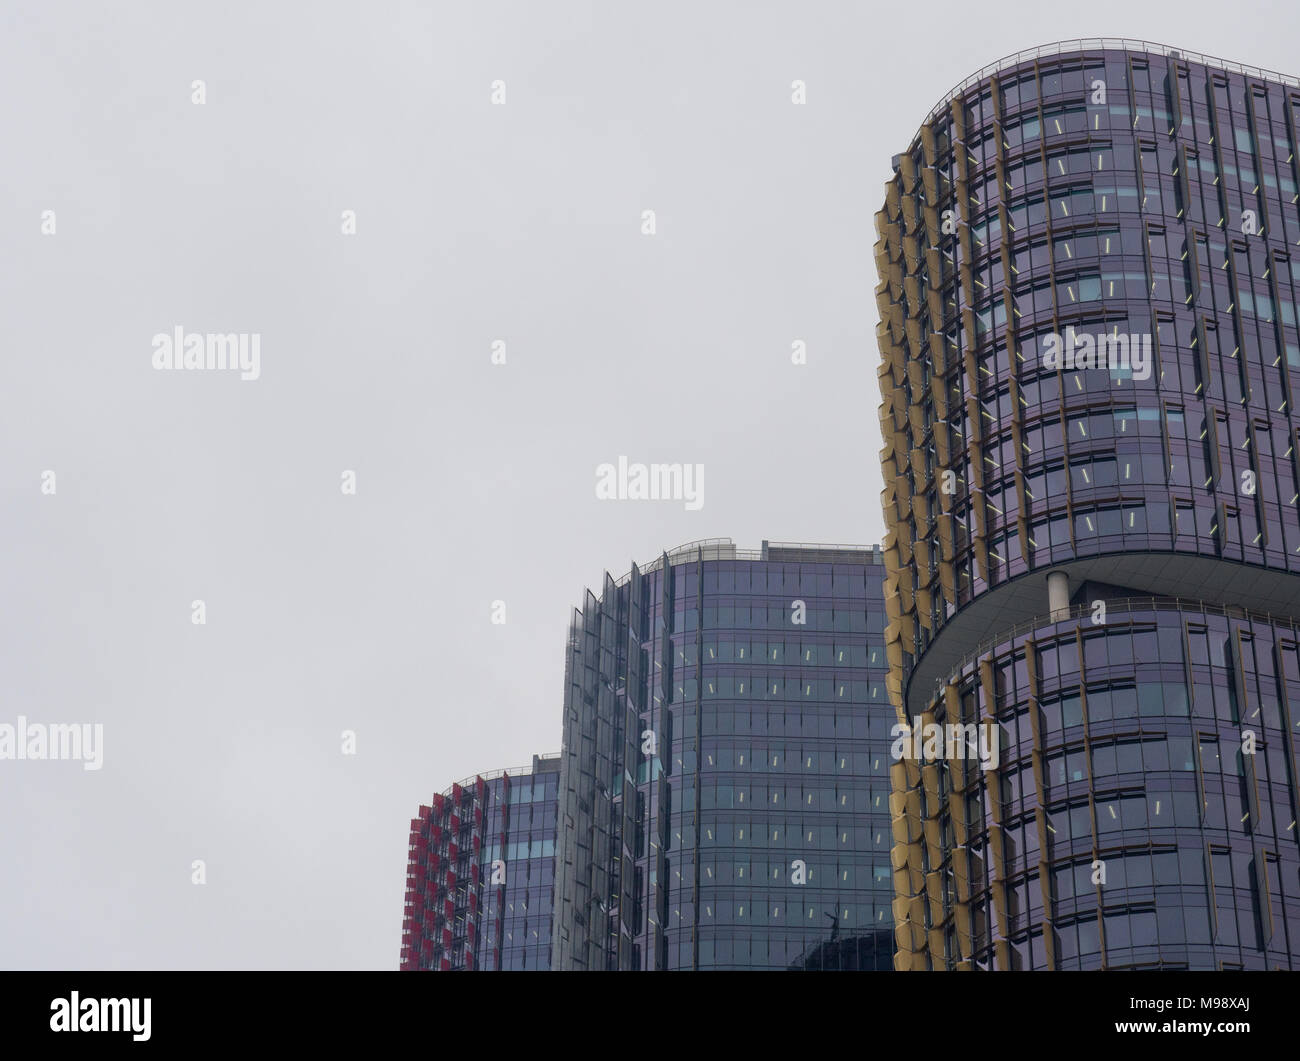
[2,0,1296,969]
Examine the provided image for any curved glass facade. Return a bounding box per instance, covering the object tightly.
[399,755,558,971]
[877,42,1300,969]
[552,540,896,969]
[932,600,1300,969]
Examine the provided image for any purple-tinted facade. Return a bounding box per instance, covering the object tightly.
[878,41,1300,969]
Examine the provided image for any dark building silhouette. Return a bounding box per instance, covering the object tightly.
[788,926,897,971]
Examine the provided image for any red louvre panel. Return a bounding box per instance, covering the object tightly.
[468,892,478,914]
[439,957,450,971]
[442,928,452,949]
[432,793,445,813]
[444,898,454,921]
[470,863,480,886]
[451,782,463,802]
[449,814,460,833]
[476,776,486,798]
[473,806,483,825]
[464,951,475,970]
[471,835,481,852]
[418,805,432,820]
[428,853,440,873]
[448,842,459,862]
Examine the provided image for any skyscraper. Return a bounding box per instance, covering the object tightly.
[552,539,897,969]
[400,754,558,970]
[877,39,1300,969]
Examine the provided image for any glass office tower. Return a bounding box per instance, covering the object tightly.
[552,539,896,969]
[877,39,1300,969]
[400,753,558,970]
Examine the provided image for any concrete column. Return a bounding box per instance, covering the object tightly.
[1047,570,1070,621]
